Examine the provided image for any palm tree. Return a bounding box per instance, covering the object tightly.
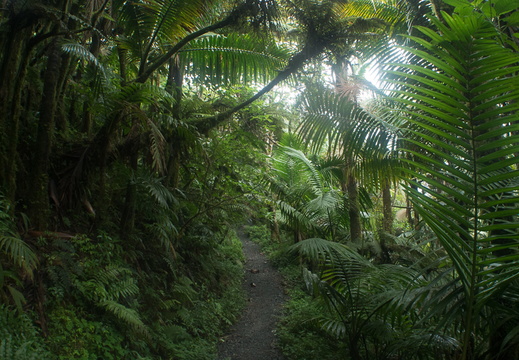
[285,0,415,243]
[298,86,400,244]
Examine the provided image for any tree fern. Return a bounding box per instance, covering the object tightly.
[390,10,519,358]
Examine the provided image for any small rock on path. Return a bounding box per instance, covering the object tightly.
[217,230,286,360]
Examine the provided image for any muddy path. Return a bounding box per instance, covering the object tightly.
[217,230,286,360]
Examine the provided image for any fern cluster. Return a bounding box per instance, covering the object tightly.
[0,306,50,360]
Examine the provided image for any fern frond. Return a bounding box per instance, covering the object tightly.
[290,237,367,266]
[147,119,167,174]
[139,175,178,208]
[0,236,38,277]
[101,300,148,334]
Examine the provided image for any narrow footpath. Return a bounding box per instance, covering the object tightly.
[217,230,286,360]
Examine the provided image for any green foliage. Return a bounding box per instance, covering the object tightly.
[269,142,346,241]
[47,307,128,360]
[0,306,51,359]
[8,1,519,360]
[289,237,464,359]
[181,33,292,85]
[37,227,247,359]
[39,234,145,357]
[0,0,327,359]
[246,224,271,247]
[0,197,37,309]
[390,9,519,359]
[278,287,347,360]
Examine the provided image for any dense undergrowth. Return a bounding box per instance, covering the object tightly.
[1,212,246,359]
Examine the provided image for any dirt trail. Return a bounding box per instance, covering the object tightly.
[217,231,286,360]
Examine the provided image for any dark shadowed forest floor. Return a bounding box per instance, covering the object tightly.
[217,230,286,360]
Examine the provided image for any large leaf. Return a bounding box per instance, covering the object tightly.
[390,11,519,359]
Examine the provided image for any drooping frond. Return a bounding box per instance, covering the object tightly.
[298,87,400,188]
[180,33,291,85]
[276,146,324,195]
[0,236,38,278]
[117,0,210,57]
[147,119,167,174]
[138,173,179,209]
[137,0,208,43]
[61,42,109,80]
[110,82,175,107]
[101,300,148,334]
[276,200,314,232]
[291,237,367,266]
[337,0,407,31]
[0,199,38,278]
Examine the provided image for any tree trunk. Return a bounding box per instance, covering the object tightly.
[347,173,362,241]
[0,24,33,203]
[120,149,139,240]
[270,203,281,242]
[377,181,393,263]
[28,39,62,229]
[165,55,184,188]
[382,182,393,233]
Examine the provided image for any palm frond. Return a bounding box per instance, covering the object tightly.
[180,33,291,85]
[61,42,109,80]
[111,83,174,107]
[337,0,407,31]
[390,11,519,357]
[140,0,207,43]
[277,146,324,195]
[139,175,178,208]
[276,200,314,232]
[298,88,401,191]
[290,237,367,266]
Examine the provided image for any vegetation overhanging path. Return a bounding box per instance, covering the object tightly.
[218,229,286,360]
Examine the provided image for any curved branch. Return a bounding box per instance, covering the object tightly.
[193,41,326,133]
[135,3,250,83]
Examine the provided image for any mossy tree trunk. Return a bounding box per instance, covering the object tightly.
[346,172,362,241]
[28,39,62,229]
[0,18,35,204]
[165,55,184,188]
[382,181,393,233]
